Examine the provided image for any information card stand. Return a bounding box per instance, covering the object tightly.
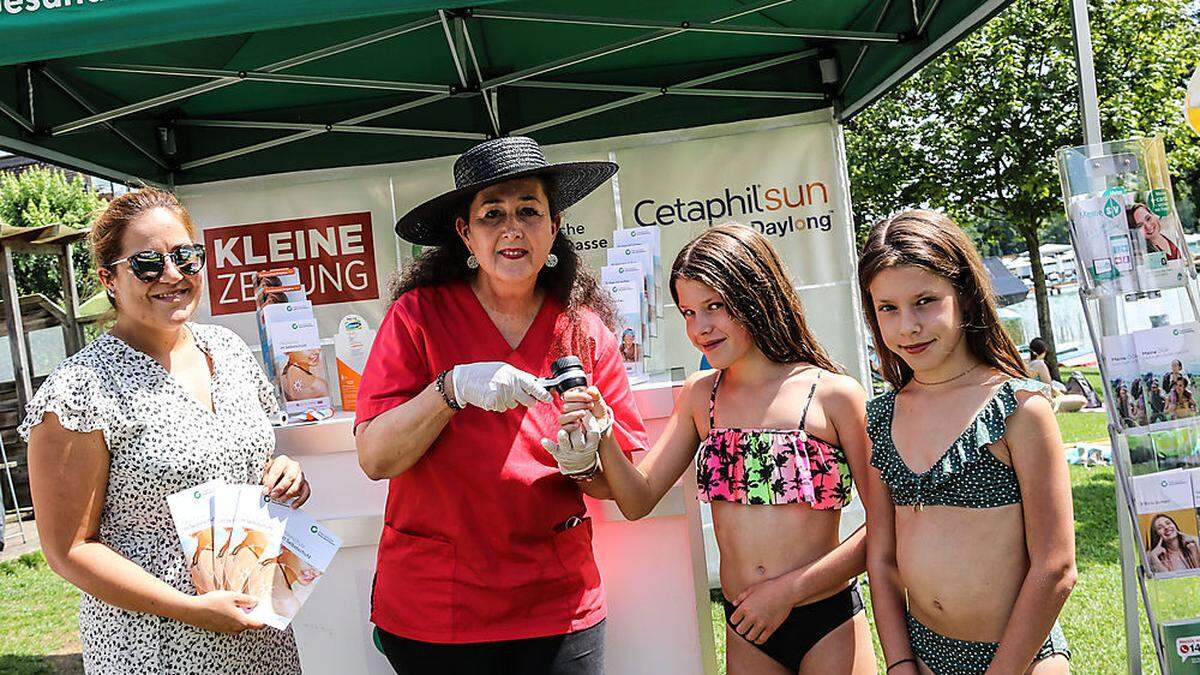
[1058,136,1200,674]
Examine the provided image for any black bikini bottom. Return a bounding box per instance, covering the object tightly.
[723,582,864,671]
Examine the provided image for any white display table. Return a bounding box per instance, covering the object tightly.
[278,381,717,675]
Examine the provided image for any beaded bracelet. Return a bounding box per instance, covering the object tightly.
[435,369,462,411]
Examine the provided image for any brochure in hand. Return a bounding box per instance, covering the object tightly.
[167,481,341,629]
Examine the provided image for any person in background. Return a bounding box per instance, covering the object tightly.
[548,225,875,674]
[1167,376,1198,420]
[1147,514,1200,573]
[21,188,310,673]
[1127,203,1181,261]
[1027,337,1091,414]
[859,209,1074,675]
[355,136,648,675]
[1146,378,1169,424]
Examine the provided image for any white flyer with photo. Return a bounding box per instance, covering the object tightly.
[225,486,286,596]
[608,245,658,336]
[167,480,221,594]
[247,504,342,629]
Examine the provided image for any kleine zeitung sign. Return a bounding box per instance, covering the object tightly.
[203,212,379,316]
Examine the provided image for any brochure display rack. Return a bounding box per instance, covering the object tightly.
[1058,137,1200,673]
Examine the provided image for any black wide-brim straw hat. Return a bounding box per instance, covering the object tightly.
[394,136,617,246]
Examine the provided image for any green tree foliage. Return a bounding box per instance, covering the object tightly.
[845,0,1200,378]
[0,167,106,304]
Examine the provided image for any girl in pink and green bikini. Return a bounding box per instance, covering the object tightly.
[544,225,876,674]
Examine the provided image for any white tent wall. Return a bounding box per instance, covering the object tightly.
[173,108,868,674]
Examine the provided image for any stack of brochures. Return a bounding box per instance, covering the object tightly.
[167,481,342,629]
[1103,322,1200,431]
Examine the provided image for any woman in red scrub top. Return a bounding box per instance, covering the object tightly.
[355,136,649,675]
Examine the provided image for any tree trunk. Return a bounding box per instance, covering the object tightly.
[1021,225,1061,381]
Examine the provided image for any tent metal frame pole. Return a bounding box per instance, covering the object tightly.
[76,64,447,95]
[1068,0,1139,670]
[179,93,449,171]
[917,0,945,35]
[51,14,440,135]
[479,0,795,90]
[0,99,33,134]
[470,9,903,43]
[512,80,823,100]
[839,0,897,97]
[39,68,170,171]
[439,11,500,136]
[176,118,485,140]
[439,10,471,90]
[461,20,501,135]
[515,48,820,135]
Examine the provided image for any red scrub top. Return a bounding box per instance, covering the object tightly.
[355,281,648,644]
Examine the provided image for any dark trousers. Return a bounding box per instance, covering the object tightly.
[378,620,605,675]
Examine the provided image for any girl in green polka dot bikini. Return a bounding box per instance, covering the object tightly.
[858,210,1076,675]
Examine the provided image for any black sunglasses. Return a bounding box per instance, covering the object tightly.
[108,243,206,283]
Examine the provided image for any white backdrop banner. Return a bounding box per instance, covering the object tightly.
[182,109,866,387]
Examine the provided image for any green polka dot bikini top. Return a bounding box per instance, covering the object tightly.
[866,378,1051,509]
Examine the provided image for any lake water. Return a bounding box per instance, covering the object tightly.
[1006,284,1200,363]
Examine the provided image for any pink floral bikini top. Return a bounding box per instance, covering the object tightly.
[696,370,853,509]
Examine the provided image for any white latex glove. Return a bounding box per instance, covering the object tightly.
[540,404,613,476]
[452,361,552,412]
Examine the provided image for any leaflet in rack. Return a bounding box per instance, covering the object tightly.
[1068,188,1189,298]
[1103,322,1200,433]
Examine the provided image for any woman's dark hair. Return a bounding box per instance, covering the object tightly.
[389,178,614,356]
[858,209,1028,389]
[670,224,838,371]
[1150,514,1200,567]
[1029,337,1048,358]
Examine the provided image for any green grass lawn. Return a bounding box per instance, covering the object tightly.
[0,468,1160,674]
[0,552,82,674]
[709,467,1158,673]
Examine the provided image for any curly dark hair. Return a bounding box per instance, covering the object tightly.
[389,184,615,339]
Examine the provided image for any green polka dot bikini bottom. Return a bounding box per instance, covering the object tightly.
[906,612,1070,674]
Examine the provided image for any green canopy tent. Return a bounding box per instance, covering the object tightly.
[0,1,1145,673]
[0,0,1012,186]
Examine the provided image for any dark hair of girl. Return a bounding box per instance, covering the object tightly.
[857,209,1028,389]
[670,224,838,371]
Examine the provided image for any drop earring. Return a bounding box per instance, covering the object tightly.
[466,254,479,269]
[545,253,558,268]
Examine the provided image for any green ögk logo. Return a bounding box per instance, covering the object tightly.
[1103,198,1121,219]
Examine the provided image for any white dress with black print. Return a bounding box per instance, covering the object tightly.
[17,322,301,675]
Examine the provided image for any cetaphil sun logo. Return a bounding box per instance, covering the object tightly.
[193,490,202,499]
[292,323,299,330]
[310,525,319,534]
[1103,198,1121,219]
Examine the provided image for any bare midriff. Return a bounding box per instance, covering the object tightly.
[896,501,1027,641]
[713,500,846,602]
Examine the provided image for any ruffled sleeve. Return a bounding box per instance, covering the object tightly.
[17,360,113,444]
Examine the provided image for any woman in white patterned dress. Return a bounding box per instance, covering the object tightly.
[19,188,310,674]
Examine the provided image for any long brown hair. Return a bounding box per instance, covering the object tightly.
[857,209,1026,389]
[1149,514,1200,568]
[670,224,838,371]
